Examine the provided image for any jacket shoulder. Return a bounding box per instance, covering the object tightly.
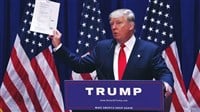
[137,39,160,51]
[95,39,114,48]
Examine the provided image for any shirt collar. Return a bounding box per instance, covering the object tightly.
[125,34,136,50]
[116,34,136,50]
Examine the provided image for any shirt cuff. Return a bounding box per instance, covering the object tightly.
[53,43,62,52]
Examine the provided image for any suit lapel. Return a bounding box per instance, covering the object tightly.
[104,40,115,80]
[123,39,142,79]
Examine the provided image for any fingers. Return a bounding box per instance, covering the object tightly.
[48,29,62,39]
[163,82,173,97]
[53,29,62,38]
[48,29,62,48]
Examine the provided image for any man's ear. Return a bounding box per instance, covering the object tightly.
[129,22,135,31]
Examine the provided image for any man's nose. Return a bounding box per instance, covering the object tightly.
[111,24,117,30]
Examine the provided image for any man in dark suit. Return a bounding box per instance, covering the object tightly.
[50,9,174,112]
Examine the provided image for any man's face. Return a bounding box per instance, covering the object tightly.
[109,16,134,43]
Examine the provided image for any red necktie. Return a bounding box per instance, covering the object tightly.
[118,44,126,80]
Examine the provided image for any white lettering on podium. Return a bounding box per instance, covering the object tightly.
[119,88,130,95]
[85,87,142,96]
[133,88,142,96]
[96,88,105,95]
[85,87,93,95]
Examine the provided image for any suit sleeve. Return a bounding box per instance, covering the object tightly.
[151,47,174,87]
[53,45,97,73]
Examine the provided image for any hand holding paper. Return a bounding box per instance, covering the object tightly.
[30,0,60,35]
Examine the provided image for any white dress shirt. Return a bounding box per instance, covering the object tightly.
[113,35,136,80]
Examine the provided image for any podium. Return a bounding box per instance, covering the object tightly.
[64,80,164,111]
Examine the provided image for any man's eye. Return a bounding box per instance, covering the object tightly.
[116,22,122,25]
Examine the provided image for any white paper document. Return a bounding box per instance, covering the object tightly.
[30,0,60,35]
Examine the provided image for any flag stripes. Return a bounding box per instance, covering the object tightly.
[139,0,190,111]
[0,34,64,111]
[163,42,189,111]
[11,47,42,111]
[188,50,200,111]
[0,96,11,112]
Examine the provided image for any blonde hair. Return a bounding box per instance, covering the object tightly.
[109,9,135,22]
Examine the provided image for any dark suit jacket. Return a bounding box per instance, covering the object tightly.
[54,38,174,112]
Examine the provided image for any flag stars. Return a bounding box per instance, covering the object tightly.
[46,37,50,41]
[97,19,101,22]
[92,8,96,11]
[32,40,36,45]
[85,43,89,47]
[165,14,169,18]
[156,20,161,24]
[169,34,173,38]
[147,36,152,40]
[32,4,35,8]
[142,25,146,29]
[89,25,94,29]
[161,40,166,44]
[158,11,163,16]
[25,38,29,43]
[159,2,163,7]
[154,38,158,42]
[38,42,42,47]
[91,16,95,21]
[153,0,158,4]
[162,31,167,36]
[152,9,156,13]
[83,3,85,7]
[24,19,27,24]
[31,49,34,53]
[155,29,159,33]
[33,32,37,36]
[166,4,170,9]
[170,25,173,29]
[78,40,82,44]
[164,22,168,26]
[80,31,84,36]
[76,49,79,53]
[150,18,155,22]
[82,23,86,27]
[84,14,89,18]
[96,28,100,31]
[87,34,91,38]
[27,2,31,7]
[86,5,91,9]
[76,1,106,55]
[102,30,106,34]
[39,34,43,38]
[144,16,148,21]
[149,27,153,31]
[26,11,30,15]
[95,36,99,41]
[22,28,25,32]
[27,30,31,34]
[97,10,101,14]
[141,1,174,48]
[147,7,150,11]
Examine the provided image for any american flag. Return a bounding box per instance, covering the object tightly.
[0,1,64,111]
[71,0,106,80]
[140,0,190,111]
[187,49,200,111]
